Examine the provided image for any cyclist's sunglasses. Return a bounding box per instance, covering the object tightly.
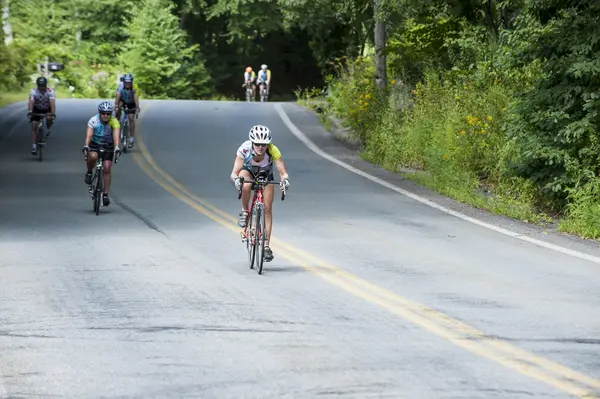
[100,112,112,116]
[253,143,268,147]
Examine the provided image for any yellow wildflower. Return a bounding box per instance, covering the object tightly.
[487,115,493,121]
[460,130,466,135]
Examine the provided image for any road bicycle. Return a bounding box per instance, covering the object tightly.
[30,113,52,162]
[237,172,287,274]
[84,145,120,215]
[244,83,254,102]
[118,105,137,153]
[258,82,269,102]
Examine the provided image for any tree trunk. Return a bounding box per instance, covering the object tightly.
[374,0,386,90]
[482,0,497,37]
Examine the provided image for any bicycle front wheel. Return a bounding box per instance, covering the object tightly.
[122,121,129,153]
[37,128,44,162]
[246,209,256,269]
[255,204,266,275]
[94,168,104,215]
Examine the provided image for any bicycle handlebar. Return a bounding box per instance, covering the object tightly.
[83,146,121,164]
[237,178,287,201]
[29,112,54,121]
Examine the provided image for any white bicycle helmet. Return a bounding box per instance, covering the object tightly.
[261,64,267,70]
[249,125,272,144]
[98,101,114,113]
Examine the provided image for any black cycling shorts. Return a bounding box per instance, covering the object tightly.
[30,106,50,121]
[119,101,137,114]
[89,141,115,161]
[243,165,274,181]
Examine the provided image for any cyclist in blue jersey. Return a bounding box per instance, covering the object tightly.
[82,101,121,207]
[114,73,140,149]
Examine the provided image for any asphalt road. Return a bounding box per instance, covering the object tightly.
[0,99,599,398]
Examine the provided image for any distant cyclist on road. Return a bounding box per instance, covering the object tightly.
[257,64,271,97]
[114,73,140,149]
[230,125,290,262]
[82,101,121,207]
[243,66,256,100]
[115,74,124,93]
[27,76,56,155]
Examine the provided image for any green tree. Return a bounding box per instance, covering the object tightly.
[505,0,600,207]
[120,0,210,98]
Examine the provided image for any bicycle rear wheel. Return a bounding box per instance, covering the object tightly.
[255,204,265,275]
[246,209,256,269]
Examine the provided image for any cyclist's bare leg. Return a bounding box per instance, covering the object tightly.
[239,169,253,212]
[86,151,98,173]
[103,159,113,195]
[30,120,38,146]
[263,184,275,246]
[128,112,135,139]
[46,114,54,130]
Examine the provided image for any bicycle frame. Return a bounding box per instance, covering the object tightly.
[258,81,268,102]
[245,84,254,102]
[239,176,286,242]
[84,145,120,214]
[30,113,50,162]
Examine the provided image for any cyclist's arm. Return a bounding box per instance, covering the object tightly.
[48,89,56,114]
[112,126,120,147]
[28,96,34,114]
[115,91,121,109]
[230,155,244,181]
[84,126,93,147]
[110,118,121,147]
[274,158,288,181]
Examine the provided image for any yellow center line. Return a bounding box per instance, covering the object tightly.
[132,101,600,398]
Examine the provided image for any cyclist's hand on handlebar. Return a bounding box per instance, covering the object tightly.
[234,177,243,191]
[280,178,290,189]
[115,146,122,156]
[82,145,90,153]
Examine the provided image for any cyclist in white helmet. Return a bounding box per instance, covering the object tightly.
[82,101,122,207]
[230,124,290,262]
[257,64,271,97]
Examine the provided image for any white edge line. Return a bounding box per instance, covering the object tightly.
[274,103,600,266]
